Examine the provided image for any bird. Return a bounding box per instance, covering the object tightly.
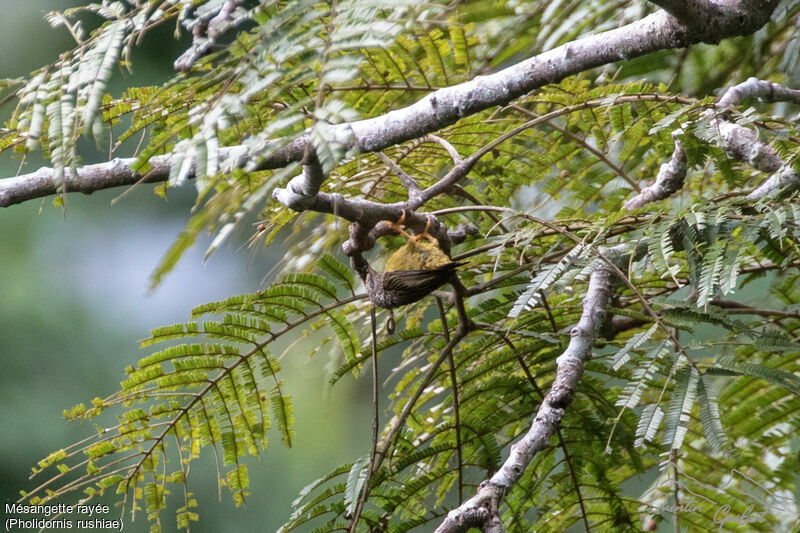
[355,212,464,309]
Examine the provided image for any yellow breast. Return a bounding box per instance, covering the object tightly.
[385,240,451,271]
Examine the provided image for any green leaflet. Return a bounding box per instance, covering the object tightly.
[22,255,363,528]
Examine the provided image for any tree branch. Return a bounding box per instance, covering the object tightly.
[174,0,244,72]
[435,246,625,533]
[271,156,327,211]
[716,76,800,108]
[0,155,168,208]
[271,1,775,212]
[625,76,800,209]
[0,1,779,209]
[0,146,250,208]
[430,78,800,533]
[649,0,777,43]
[647,0,718,36]
[377,151,422,200]
[719,79,800,199]
[624,135,687,209]
[713,77,800,199]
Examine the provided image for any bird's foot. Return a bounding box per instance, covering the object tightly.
[384,209,415,241]
[411,214,439,246]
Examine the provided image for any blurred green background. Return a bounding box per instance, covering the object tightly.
[1,3,370,531]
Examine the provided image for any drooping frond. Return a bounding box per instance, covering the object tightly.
[21,255,365,531]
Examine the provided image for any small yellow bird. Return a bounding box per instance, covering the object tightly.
[363,212,464,309]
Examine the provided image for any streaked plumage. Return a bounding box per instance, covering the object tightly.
[352,234,464,309]
[366,261,463,309]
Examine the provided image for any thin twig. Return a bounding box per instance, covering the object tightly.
[437,297,464,503]
[509,104,640,191]
[349,305,380,531]
[377,151,422,198]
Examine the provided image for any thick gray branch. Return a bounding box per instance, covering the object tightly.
[1,1,778,209]
[0,146,248,208]
[435,248,624,533]
[624,77,800,209]
[717,77,800,108]
[0,156,169,207]
[647,0,770,44]
[624,136,687,209]
[715,79,794,175]
[271,2,775,204]
[271,158,327,211]
[648,0,710,21]
[490,256,616,479]
[715,78,800,199]
[747,166,800,199]
[718,78,800,199]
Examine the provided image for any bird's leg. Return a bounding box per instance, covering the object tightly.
[412,214,440,246]
[383,209,415,241]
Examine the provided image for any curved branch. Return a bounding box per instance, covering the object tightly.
[435,247,623,533]
[1,1,779,209]
[174,0,244,72]
[624,77,800,209]
[624,135,687,209]
[708,78,800,199]
[271,3,776,209]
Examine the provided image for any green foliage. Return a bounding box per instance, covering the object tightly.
[21,256,364,531]
[6,1,800,532]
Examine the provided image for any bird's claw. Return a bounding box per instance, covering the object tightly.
[383,209,414,240]
[413,214,439,246]
[383,210,439,245]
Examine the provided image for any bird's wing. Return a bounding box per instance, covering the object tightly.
[382,262,464,305]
